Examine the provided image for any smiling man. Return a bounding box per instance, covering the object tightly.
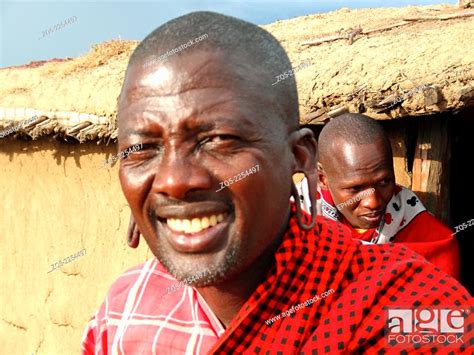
[82,12,472,354]
[297,113,460,279]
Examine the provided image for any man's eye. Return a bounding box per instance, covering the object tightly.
[379,179,391,186]
[200,135,239,145]
[123,143,160,158]
[349,186,362,193]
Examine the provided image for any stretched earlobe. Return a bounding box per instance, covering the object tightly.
[127,213,140,248]
[292,173,317,231]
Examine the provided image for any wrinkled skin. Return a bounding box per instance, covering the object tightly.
[117,48,317,325]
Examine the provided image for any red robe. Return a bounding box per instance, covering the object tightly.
[319,187,461,280]
[210,206,473,353]
[295,180,461,281]
[82,205,473,353]
[353,210,460,281]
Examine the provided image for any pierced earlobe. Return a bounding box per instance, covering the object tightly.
[127,213,140,248]
[291,176,317,231]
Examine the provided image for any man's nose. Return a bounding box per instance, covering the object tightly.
[151,152,213,199]
[359,189,384,211]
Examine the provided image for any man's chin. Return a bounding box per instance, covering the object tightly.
[153,239,244,287]
[357,216,382,229]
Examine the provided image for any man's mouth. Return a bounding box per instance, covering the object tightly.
[154,202,231,253]
[360,212,383,225]
[166,213,226,234]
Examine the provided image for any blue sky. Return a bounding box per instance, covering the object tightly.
[0,0,454,68]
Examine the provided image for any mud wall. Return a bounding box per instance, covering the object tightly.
[0,138,150,354]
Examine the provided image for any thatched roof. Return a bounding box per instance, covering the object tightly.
[268,5,474,124]
[0,41,137,143]
[1,4,473,142]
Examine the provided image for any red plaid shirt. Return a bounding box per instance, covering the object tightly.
[81,259,225,354]
[83,206,473,354]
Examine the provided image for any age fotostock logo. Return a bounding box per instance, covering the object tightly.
[386,307,472,347]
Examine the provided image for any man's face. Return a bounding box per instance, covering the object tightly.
[117,49,296,286]
[319,138,395,229]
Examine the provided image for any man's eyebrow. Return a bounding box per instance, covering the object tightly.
[120,130,160,139]
[119,113,257,139]
[340,169,393,186]
[219,115,256,129]
[340,179,365,188]
[183,121,215,133]
[184,115,257,133]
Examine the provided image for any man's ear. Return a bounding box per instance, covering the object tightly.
[289,127,318,229]
[317,162,329,191]
[290,128,318,206]
[289,127,317,189]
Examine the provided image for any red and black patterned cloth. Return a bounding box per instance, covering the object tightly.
[297,181,461,280]
[83,204,473,353]
[210,206,472,353]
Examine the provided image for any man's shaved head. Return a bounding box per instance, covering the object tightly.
[317,113,395,229]
[126,11,299,130]
[318,113,392,166]
[117,10,317,302]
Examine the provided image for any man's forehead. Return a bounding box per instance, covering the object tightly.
[118,53,282,136]
[122,49,248,100]
[326,139,391,174]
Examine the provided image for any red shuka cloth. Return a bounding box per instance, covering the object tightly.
[210,206,472,353]
[82,205,472,353]
[317,187,461,280]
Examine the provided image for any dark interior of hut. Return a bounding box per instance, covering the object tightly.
[450,110,474,295]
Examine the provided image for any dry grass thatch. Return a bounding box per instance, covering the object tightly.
[0,40,138,143]
[0,4,473,142]
[266,5,474,124]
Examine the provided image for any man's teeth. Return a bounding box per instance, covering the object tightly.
[167,214,226,234]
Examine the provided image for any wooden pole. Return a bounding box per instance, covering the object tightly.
[386,124,412,189]
[301,12,474,47]
[412,118,450,223]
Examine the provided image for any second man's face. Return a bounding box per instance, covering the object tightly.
[321,139,396,229]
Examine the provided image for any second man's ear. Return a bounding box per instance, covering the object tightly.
[317,163,329,191]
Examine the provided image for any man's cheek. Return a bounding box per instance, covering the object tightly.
[381,184,396,203]
[346,205,362,223]
[383,191,394,206]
